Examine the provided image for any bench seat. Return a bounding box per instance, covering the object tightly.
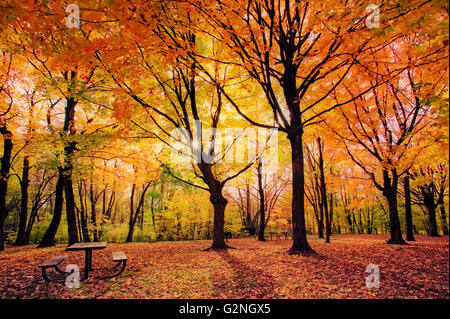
[112,251,127,262]
[38,255,68,283]
[38,255,67,268]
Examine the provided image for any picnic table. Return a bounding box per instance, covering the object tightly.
[38,242,128,283]
[66,242,107,280]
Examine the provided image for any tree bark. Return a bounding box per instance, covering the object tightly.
[288,133,313,253]
[210,192,228,249]
[383,170,406,244]
[126,184,136,243]
[15,157,30,246]
[440,205,448,236]
[64,141,79,245]
[257,159,266,241]
[403,176,415,241]
[424,202,439,236]
[318,138,330,243]
[0,126,13,251]
[38,169,64,247]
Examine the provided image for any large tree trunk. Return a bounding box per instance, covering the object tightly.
[383,171,406,245]
[424,202,439,237]
[15,157,30,246]
[403,176,415,241]
[257,159,266,242]
[0,126,13,251]
[64,142,79,246]
[385,191,406,244]
[62,94,79,246]
[38,169,64,248]
[210,192,228,249]
[288,133,313,254]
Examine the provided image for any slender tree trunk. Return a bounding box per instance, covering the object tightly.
[126,184,136,243]
[326,193,333,243]
[318,138,330,243]
[403,176,415,241]
[15,157,30,246]
[244,182,255,235]
[39,169,64,248]
[77,181,90,242]
[257,159,266,241]
[0,126,13,251]
[440,205,448,236]
[288,133,313,253]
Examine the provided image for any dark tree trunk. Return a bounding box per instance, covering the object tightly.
[90,180,98,242]
[403,176,415,241]
[126,184,136,243]
[317,218,324,238]
[440,205,448,236]
[77,181,90,242]
[15,157,30,246]
[385,191,406,244]
[62,95,79,246]
[126,182,150,243]
[326,193,333,243]
[39,169,64,248]
[257,159,266,242]
[0,126,13,251]
[318,138,330,243]
[197,162,229,250]
[64,143,79,246]
[288,133,313,254]
[424,202,439,237]
[245,182,253,233]
[210,192,228,249]
[383,170,406,245]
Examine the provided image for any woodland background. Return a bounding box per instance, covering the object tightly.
[0,0,448,253]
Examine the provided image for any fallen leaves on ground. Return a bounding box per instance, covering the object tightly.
[0,235,448,299]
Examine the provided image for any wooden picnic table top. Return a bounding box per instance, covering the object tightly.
[66,242,107,251]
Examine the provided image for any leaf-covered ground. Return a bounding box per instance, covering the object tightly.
[0,235,448,299]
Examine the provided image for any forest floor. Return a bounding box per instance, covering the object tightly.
[0,234,448,299]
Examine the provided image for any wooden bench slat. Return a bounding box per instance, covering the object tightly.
[38,255,67,268]
[112,251,127,262]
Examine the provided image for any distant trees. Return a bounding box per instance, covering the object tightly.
[410,163,448,236]
[0,52,14,251]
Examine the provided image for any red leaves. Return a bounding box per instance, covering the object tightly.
[0,235,448,299]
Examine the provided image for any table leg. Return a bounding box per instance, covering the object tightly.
[83,249,90,280]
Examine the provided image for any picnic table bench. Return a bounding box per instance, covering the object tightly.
[37,242,128,283]
[38,255,69,283]
[99,252,128,280]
